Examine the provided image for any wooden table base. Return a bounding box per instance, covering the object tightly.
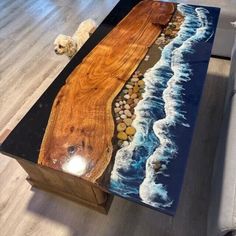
[17,159,113,214]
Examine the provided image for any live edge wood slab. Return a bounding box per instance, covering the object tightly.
[0,0,220,215]
[38,1,174,183]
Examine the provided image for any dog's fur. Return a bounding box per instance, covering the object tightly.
[54,19,97,58]
[231,21,236,28]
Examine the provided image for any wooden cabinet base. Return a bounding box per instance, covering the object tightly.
[16,159,113,214]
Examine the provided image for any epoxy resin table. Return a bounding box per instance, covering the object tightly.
[0,0,220,215]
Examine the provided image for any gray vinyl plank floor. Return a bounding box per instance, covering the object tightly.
[0,0,232,235]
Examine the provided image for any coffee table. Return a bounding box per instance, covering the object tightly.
[0,0,220,215]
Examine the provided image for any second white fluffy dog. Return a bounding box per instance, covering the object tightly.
[54,19,97,58]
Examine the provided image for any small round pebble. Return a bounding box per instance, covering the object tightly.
[138,80,145,86]
[115,103,120,107]
[124,109,132,117]
[126,84,133,89]
[117,132,128,140]
[130,106,135,111]
[124,94,130,99]
[134,98,139,104]
[131,93,138,99]
[127,99,133,105]
[121,114,127,119]
[133,85,139,93]
[128,89,133,95]
[114,107,121,113]
[126,126,136,136]
[117,122,126,132]
[124,104,130,110]
[131,77,139,82]
[124,118,132,126]
[119,110,124,115]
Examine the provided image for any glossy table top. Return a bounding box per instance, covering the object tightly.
[0,0,220,215]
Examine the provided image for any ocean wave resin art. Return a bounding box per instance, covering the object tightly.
[0,1,219,215]
[109,3,219,213]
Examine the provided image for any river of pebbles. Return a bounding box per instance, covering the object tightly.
[113,12,183,148]
[113,70,145,148]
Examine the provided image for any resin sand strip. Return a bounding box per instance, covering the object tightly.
[38,1,175,182]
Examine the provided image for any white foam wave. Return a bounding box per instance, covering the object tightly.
[110,4,214,209]
[139,4,213,207]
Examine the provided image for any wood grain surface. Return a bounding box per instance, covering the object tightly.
[38,1,175,182]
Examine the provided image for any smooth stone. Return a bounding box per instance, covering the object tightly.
[123,89,128,94]
[133,85,139,93]
[131,77,139,82]
[127,98,133,105]
[126,126,136,135]
[121,114,127,119]
[124,104,130,110]
[131,93,138,99]
[130,103,135,108]
[116,117,120,121]
[128,89,133,95]
[126,84,133,89]
[124,94,130,99]
[114,107,121,113]
[117,131,128,140]
[119,101,123,105]
[165,29,172,36]
[124,118,132,126]
[123,100,126,104]
[117,122,126,132]
[119,110,124,115]
[134,98,139,104]
[115,102,120,107]
[138,80,145,86]
[124,110,132,117]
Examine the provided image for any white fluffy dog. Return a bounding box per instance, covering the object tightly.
[54,19,97,58]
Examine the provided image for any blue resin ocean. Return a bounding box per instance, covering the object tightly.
[109,3,220,214]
